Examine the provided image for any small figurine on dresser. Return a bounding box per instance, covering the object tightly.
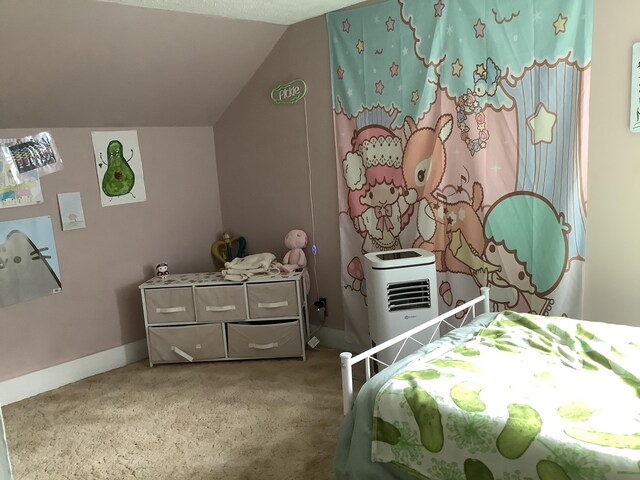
[156,262,169,280]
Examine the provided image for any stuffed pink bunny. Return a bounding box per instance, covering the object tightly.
[281,229,308,272]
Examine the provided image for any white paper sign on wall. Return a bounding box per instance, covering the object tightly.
[630,43,640,132]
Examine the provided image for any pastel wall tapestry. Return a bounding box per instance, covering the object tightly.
[328,0,592,345]
[0,215,62,308]
[91,130,146,207]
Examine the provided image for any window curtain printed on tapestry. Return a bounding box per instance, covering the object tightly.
[328,0,592,346]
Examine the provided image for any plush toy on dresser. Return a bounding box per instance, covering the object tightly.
[156,262,169,279]
[278,229,310,295]
[280,229,307,273]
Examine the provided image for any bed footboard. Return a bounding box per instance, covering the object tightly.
[340,287,490,415]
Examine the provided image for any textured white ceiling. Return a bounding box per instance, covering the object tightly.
[97,0,365,25]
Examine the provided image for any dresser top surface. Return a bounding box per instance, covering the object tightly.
[139,271,303,289]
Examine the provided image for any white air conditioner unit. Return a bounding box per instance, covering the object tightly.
[364,248,439,367]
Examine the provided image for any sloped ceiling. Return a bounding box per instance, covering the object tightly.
[0,0,291,128]
[98,0,366,25]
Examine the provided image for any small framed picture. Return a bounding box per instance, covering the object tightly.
[630,43,640,132]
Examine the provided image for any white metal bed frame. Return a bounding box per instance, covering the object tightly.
[340,287,490,415]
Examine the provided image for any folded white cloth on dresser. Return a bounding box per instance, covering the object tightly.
[221,253,279,281]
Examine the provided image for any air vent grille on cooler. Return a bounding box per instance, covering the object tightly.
[387,280,431,312]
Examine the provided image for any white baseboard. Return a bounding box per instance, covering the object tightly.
[0,340,148,406]
[313,326,368,354]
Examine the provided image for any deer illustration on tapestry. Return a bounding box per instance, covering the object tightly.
[402,113,486,275]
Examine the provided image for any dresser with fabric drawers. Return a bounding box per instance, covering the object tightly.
[139,271,307,366]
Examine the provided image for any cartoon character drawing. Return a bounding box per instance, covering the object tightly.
[343,125,417,294]
[402,114,486,274]
[473,57,502,97]
[0,191,16,205]
[471,192,570,315]
[98,140,136,199]
[0,229,61,307]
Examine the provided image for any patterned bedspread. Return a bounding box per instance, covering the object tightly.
[372,311,640,479]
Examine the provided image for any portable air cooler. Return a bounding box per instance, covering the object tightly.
[364,248,439,367]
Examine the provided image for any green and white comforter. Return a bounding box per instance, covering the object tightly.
[372,311,640,479]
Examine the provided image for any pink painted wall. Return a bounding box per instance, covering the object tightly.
[0,0,285,128]
[214,18,344,331]
[0,127,223,381]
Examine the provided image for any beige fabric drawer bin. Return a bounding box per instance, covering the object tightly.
[247,282,298,319]
[148,324,225,363]
[145,287,195,324]
[227,321,302,358]
[195,285,246,322]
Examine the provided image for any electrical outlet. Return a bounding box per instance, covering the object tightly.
[314,297,327,315]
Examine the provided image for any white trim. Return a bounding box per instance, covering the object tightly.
[0,340,148,406]
[314,326,369,354]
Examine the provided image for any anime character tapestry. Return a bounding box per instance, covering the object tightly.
[328,0,592,346]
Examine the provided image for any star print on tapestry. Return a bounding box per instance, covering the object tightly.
[328,0,592,346]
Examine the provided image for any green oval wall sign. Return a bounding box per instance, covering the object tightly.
[271,79,308,105]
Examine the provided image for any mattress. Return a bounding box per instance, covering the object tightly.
[336,311,640,480]
[335,312,497,479]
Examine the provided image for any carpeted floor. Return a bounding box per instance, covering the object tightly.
[3,347,361,480]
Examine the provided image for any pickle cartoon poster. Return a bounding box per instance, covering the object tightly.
[91,130,147,207]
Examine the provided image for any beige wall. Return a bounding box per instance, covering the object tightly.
[583,0,640,325]
[0,127,223,381]
[216,1,640,333]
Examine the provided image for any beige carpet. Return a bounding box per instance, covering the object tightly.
[3,347,360,480]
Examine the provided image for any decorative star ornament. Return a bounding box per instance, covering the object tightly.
[553,13,567,35]
[342,19,351,33]
[452,58,463,77]
[434,0,445,17]
[356,39,365,54]
[389,62,399,77]
[411,90,420,104]
[386,16,395,32]
[473,18,486,38]
[475,63,487,79]
[337,66,344,80]
[527,103,557,144]
[375,80,385,95]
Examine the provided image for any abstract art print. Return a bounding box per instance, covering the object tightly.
[0,215,62,308]
[91,130,147,207]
